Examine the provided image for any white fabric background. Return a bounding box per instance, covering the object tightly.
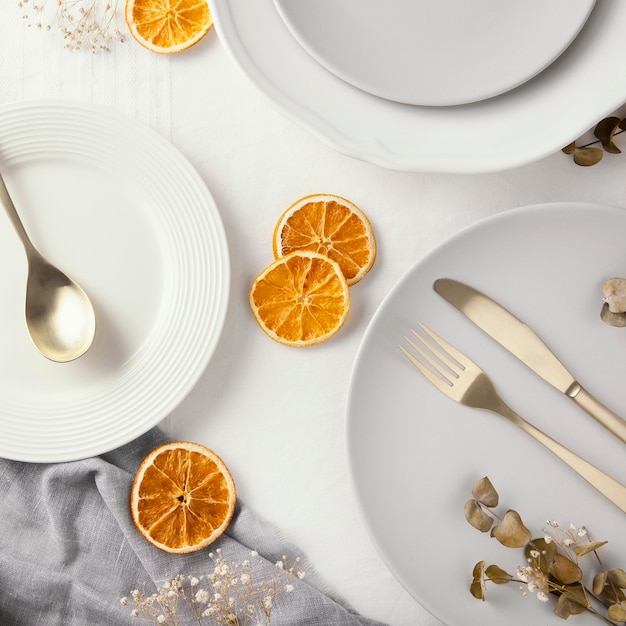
[2,4,626,625]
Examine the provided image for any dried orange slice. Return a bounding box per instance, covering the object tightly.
[130,442,236,554]
[250,251,350,347]
[273,194,376,286]
[125,0,212,54]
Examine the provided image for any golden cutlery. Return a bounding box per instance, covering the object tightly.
[434,278,626,445]
[401,321,626,514]
[0,171,95,362]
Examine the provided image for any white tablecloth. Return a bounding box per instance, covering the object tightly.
[3,6,626,625]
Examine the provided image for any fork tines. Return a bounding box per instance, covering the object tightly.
[400,322,466,390]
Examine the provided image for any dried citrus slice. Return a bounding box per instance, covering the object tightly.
[273,194,376,286]
[250,251,350,347]
[125,0,212,54]
[130,442,236,554]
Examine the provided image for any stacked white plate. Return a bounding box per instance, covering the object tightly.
[211,0,626,172]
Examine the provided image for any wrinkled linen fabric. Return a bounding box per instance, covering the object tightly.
[0,428,387,626]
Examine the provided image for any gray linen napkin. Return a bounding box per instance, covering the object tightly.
[0,427,388,626]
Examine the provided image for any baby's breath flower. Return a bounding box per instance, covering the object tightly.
[195,589,209,604]
[123,552,306,625]
[20,0,124,52]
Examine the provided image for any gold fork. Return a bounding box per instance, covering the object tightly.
[401,321,626,514]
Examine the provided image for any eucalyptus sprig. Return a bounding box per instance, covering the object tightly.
[563,116,626,166]
[466,477,626,624]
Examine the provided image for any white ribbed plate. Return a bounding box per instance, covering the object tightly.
[0,101,230,462]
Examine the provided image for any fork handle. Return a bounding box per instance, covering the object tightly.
[495,400,626,514]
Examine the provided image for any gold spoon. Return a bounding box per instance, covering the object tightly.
[0,171,95,362]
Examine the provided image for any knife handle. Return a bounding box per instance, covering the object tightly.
[571,386,626,446]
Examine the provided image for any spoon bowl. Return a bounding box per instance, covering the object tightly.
[0,171,96,362]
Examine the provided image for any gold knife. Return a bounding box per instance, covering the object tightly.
[434,278,626,445]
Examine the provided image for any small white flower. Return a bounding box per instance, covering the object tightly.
[578,527,587,537]
[157,616,166,624]
[297,571,306,579]
[120,597,128,606]
[190,576,199,587]
[215,563,229,576]
[537,591,549,602]
[263,595,273,610]
[285,584,294,593]
[195,589,210,604]
[240,573,251,584]
[564,538,574,547]
[275,560,284,569]
[544,535,553,544]
[250,550,258,557]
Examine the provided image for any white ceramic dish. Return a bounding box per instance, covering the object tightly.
[347,203,626,625]
[0,101,230,462]
[212,0,626,172]
[272,0,595,106]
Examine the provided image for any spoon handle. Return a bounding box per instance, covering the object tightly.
[0,172,36,256]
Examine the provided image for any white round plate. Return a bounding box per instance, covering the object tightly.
[272,0,595,106]
[212,0,626,172]
[347,203,626,625]
[0,101,230,463]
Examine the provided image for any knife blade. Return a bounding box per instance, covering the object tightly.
[434,278,626,445]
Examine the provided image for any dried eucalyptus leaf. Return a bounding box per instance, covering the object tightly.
[549,554,583,585]
[601,583,626,604]
[562,142,576,155]
[573,540,608,557]
[608,568,626,589]
[602,277,626,313]
[471,476,499,507]
[593,571,607,596]
[491,510,532,548]
[485,564,512,584]
[601,302,626,327]
[470,561,486,600]
[594,116,622,153]
[554,588,589,618]
[464,499,493,532]
[608,601,626,622]
[573,146,604,166]
[526,537,558,563]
